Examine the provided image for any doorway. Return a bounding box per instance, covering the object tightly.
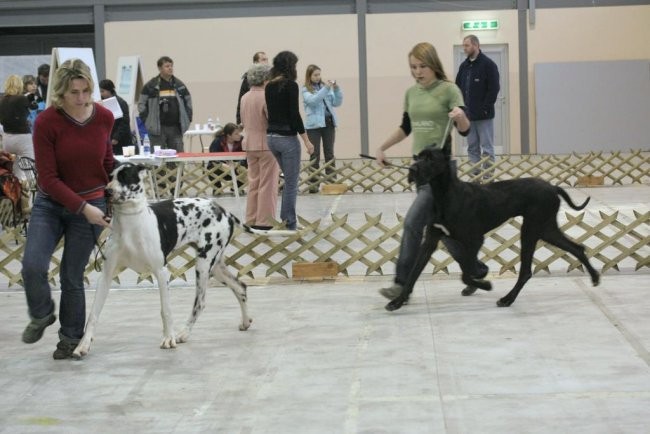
[453,43,509,155]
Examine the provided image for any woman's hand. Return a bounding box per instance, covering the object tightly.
[304,139,315,155]
[82,203,111,228]
[449,107,470,133]
[375,149,387,167]
[448,107,465,121]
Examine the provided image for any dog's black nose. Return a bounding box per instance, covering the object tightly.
[105,188,113,197]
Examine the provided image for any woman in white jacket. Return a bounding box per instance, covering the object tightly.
[301,65,343,193]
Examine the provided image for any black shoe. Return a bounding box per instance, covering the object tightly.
[53,339,78,360]
[461,286,478,296]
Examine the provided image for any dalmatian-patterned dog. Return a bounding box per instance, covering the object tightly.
[73,163,293,359]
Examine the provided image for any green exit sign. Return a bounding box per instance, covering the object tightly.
[462,20,499,31]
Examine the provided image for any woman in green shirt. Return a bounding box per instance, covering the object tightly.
[376,42,488,299]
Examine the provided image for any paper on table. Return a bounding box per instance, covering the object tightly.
[99,96,123,119]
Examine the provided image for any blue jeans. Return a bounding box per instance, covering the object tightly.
[395,183,487,286]
[22,193,106,340]
[267,134,301,230]
[466,119,495,173]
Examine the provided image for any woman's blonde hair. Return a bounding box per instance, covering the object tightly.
[50,58,94,109]
[409,42,448,82]
[3,74,23,96]
[303,64,321,93]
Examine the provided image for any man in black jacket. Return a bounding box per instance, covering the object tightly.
[235,51,268,125]
[138,56,192,152]
[455,35,500,180]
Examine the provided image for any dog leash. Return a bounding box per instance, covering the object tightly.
[92,193,113,271]
[358,154,411,170]
[441,117,454,147]
[360,117,456,167]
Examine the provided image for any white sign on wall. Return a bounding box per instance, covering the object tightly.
[115,55,145,105]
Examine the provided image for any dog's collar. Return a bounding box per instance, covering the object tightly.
[111,202,148,215]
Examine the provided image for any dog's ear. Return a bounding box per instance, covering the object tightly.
[135,164,148,180]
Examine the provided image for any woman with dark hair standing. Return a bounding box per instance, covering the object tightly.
[265,51,314,230]
[99,79,132,155]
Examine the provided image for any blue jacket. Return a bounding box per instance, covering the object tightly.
[301,84,343,129]
[455,51,500,121]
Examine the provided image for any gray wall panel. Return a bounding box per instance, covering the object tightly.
[535,60,650,153]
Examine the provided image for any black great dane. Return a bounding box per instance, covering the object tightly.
[385,143,600,311]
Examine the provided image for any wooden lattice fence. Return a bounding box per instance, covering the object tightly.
[0,209,647,289]
[1,151,647,288]
[146,150,649,198]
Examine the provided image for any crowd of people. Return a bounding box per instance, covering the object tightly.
[0,35,500,360]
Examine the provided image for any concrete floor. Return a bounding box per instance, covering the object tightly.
[0,184,648,433]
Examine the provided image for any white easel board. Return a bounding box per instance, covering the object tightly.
[115,56,145,105]
[115,56,146,142]
[47,47,101,106]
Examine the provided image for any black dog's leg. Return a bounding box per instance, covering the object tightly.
[446,237,492,291]
[498,223,537,307]
[541,226,600,286]
[386,225,442,312]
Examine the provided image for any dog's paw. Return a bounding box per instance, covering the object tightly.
[472,279,492,291]
[592,273,601,287]
[72,339,91,360]
[480,280,493,291]
[461,286,478,296]
[239,318,253,331]
[496,297,513,307]
[176,328,190,343]
[160,335,177,349]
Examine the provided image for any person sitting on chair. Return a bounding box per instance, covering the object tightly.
[207,123,246,195]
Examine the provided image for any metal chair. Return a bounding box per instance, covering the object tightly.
[17,156,37,205]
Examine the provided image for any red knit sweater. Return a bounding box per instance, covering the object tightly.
[33,103,115,213]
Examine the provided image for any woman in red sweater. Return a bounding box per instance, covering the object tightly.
[21,58,114,360]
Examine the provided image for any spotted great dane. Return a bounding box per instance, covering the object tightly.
[73,163,293,359]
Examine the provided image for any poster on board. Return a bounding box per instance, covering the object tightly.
[115,56,146,141]
[115,56,144,105]
[47,47,101,106]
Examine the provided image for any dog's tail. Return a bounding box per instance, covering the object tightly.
[242,225,298,237]
[230,215,297,236]
[557,187,591,210]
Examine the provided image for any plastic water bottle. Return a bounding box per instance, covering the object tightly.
[142,134,151,156]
